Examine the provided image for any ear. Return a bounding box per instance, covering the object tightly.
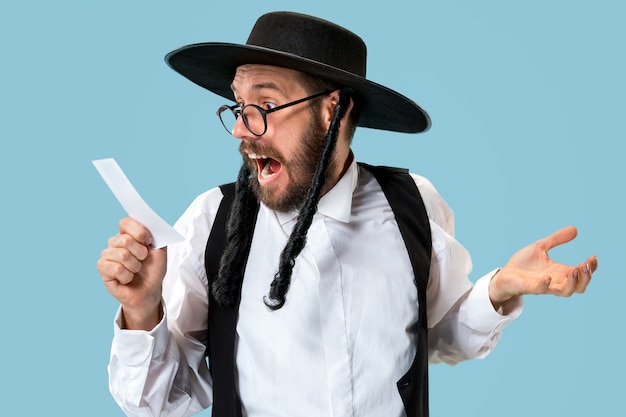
[321,90,354,132]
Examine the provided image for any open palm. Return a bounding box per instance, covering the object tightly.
[489,226,597,307]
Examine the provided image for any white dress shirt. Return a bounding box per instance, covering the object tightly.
[109,159,522,417]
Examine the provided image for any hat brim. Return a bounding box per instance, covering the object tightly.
[165,43,431,133]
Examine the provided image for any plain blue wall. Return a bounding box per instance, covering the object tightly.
[1,1,622,415]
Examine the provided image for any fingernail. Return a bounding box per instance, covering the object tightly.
[582,263,589,273]
[573,269,579,279]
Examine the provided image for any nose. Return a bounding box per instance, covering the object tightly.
[231,114,252,139]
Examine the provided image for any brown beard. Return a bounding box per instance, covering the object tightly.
[243,110,329,212]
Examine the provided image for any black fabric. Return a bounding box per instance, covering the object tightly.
[204,182,247,417]
[361,163,432,417]
[204,164,432,417]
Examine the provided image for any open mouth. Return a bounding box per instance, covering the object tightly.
[248,152,283,181]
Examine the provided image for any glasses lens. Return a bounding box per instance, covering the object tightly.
[218,106,237,135]
[241,105,266,136]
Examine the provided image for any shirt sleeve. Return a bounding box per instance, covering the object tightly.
[108,188,224,417]
[411,174,523,365]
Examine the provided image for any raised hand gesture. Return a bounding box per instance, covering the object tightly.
[489,226,597,310]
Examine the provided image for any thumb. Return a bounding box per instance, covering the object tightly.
[537,226,578,252]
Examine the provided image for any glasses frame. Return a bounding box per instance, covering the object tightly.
[217,90,333,136]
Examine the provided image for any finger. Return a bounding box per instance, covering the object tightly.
[109,246,144,274]
[574,260,593,294]
[588,255,599,273]
[119,217,153,247]
[108,233,150,261]
[526,276,552,296]
[536,226,578,252]
[547,267,579,297]
[97,252,136,285]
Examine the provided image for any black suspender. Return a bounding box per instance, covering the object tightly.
[204,182,254,417]
[361,163,431,417]
[204,164,432,417]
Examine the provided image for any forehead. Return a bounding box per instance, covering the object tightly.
[231,64,307,95]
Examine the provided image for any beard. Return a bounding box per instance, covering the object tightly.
[242,111,330,212]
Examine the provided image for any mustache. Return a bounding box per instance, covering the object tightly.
[239,141,284,163]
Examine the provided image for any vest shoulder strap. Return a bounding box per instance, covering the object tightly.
[204,182,244,417]
[358,162,431,417]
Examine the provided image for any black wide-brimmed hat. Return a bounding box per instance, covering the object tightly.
[165,11,430,133]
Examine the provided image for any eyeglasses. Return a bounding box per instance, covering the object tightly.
[216,90,332,136]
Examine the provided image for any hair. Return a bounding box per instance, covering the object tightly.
[212,76,355,310]
[211,162,258,306]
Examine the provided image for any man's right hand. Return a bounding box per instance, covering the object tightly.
[97,217,167,330]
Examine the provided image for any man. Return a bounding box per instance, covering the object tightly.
[97,11,597,417]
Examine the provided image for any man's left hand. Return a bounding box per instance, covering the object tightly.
[488,226,598,311]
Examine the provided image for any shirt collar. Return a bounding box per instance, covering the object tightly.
[275,158,359,225]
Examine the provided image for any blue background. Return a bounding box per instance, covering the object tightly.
[1,1,623,415]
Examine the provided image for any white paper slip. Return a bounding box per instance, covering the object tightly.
[92,158,184,249]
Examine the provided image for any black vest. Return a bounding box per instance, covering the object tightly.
[204,163,432,417]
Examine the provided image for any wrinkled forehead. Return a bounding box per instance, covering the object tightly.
[231,64,310,96]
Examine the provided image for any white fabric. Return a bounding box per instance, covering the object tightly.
[109,160,522,417]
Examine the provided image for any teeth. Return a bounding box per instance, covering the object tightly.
[248,152,275,179]
[261,161,273,178]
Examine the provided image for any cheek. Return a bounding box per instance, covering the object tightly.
[269,110,324,169]
[270,134,304,166]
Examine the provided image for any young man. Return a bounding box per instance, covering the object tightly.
[97,12,597,417]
